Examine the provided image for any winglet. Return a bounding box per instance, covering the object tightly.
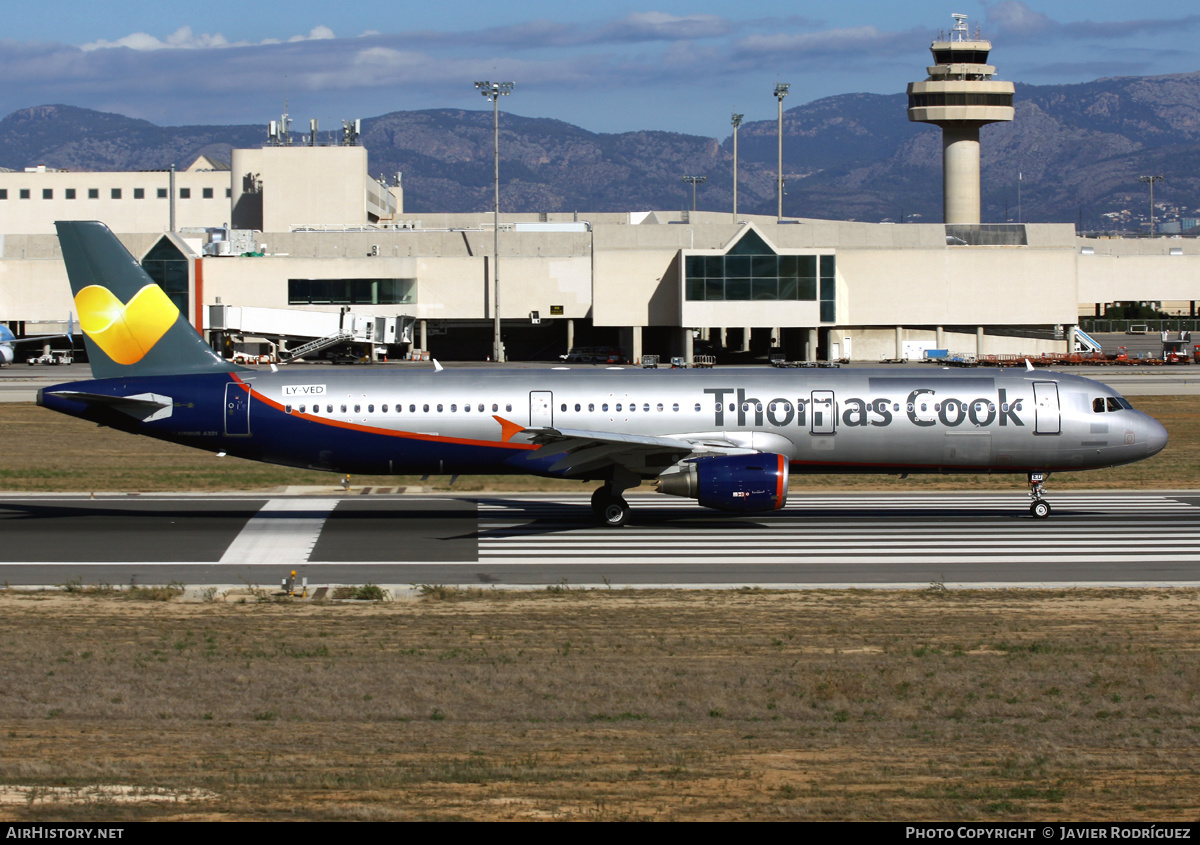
[492,415,524,442]
[1025,358,1034,372]
[433,359,444,372]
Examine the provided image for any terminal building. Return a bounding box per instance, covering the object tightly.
[1,15,1197,365]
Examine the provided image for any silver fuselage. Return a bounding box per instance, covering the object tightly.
[239,365,1166,477]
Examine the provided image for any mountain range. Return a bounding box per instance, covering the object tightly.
[3,71,1200,229]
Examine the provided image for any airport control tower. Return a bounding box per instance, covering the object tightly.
[907,13,1014,225]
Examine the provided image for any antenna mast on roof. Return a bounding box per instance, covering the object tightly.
[951,12,968,40]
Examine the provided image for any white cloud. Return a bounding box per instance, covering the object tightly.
[983,1,1054,37]
[81,24,336,52]
[736,26,913,59]
[600,12,732,42]
[290,26,335,43]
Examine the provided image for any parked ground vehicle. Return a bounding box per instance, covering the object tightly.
[26,351,73,365]
[560,346,626,364]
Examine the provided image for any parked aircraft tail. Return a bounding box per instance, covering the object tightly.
[55,221,240,380]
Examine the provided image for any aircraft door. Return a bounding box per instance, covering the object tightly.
[530,391,553,428]
[810,390,835,435]
[224,382,251,436]
[1033,382,1061,435]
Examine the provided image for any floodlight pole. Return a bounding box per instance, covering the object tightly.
[1139,174,1164,237]
[682,175,706,212]
[731,113,743,223]
[476,80,514,362]
[774,83,789,221]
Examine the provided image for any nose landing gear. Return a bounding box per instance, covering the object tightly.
[1028,472,1051,519]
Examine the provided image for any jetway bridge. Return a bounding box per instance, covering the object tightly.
[207,305,413,363]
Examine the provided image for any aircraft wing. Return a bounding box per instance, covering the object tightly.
[3,331,72,343]
[0,316,74,346]
[520,426,751,476]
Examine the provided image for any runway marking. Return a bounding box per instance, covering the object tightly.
[479,494,1197,512]
[3,494,1198,586]
[474,493,1200,567]
[218,498,340,566]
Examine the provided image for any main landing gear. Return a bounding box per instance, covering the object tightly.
[1028,471,1051,519]
[591,486,630,527]
[591,468,639,528]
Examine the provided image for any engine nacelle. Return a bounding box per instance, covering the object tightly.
[0,345,12,365]
[657,453,789,513]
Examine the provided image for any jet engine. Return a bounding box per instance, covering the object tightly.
[656,453,789,513]
[0,345,12,365]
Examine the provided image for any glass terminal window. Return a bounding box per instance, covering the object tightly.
[685,230,835,319]
[289,278,416,305]
[140,236,190,313]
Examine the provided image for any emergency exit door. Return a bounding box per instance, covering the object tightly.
[530,391,553,428]
[1033,382,1061,435]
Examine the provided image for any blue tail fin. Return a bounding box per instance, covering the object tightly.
[55,221,240,379]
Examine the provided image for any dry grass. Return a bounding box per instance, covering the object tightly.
[0,395,1196,493]
[0,588,1198,820]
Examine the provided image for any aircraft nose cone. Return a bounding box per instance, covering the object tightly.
[1145,417,1168,457]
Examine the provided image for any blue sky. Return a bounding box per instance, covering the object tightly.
[4,1,1199,137]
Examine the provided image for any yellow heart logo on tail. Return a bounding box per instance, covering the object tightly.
[74,284,179,365]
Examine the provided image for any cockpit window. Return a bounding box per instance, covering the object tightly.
[1094,396,1130,413]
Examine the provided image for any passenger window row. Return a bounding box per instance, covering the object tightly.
[284,402,515,415]
[281,396,1035,419]
[561,402,702,413]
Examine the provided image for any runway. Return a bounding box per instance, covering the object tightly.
[1,491,1198,589]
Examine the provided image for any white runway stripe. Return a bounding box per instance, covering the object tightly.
[470,554,1200,565]
[475,493,1200,566]
[479,496,1194,513]
[218,498,340,566]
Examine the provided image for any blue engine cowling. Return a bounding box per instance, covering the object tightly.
[656,453,789,513]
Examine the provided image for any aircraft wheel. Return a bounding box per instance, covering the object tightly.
[602,497,630,528]
[1030,500,1051,519]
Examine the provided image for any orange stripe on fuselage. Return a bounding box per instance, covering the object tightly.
[229,373,538,451]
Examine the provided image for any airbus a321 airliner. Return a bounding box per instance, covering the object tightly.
[38,222,1168,526]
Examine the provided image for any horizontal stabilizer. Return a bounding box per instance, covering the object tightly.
[44,390,173,422]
